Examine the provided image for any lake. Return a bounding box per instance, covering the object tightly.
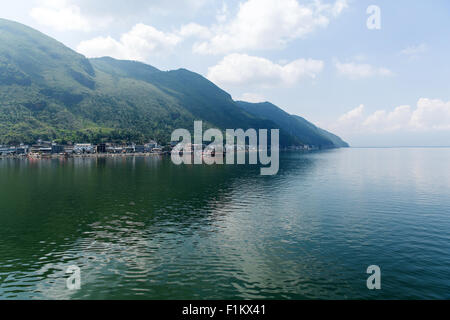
[0,148,449,299]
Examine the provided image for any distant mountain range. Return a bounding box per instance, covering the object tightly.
[0,18,348,148]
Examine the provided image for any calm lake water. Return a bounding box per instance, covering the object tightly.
[0,148,449,300]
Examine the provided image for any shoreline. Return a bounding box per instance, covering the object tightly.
[0,152,168,160]
[0,147,338,160]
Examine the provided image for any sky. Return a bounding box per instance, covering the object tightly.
[2,0,450,147]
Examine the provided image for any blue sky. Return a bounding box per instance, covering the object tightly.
[2,0,450,146]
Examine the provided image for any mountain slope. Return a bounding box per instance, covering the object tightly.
[90,58,273,130]
[0,19,95,90]
[291,115,349,148]
[236,101,349,148]
[0,18,348,148]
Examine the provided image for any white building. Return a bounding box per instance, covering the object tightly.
[74,143,95,154]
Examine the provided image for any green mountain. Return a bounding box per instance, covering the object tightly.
[0,18,348,148]
[236,101,349,148]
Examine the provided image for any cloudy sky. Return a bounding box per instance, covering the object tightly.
[2,0,450,146]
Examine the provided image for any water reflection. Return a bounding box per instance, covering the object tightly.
[0,149,449,299]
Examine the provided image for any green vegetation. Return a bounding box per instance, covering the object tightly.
[237,101,349,148]
[0,18,348,148]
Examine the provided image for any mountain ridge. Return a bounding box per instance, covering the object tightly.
[236,101,348,148]
[0,18,348,148]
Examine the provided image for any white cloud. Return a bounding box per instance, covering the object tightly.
[328,0,348,16]
[77,23,181,61]
[207,53,324,88]
[332,99,450,135]
[400,43,428,60]
[236,92,267,103]
[362,105,413,132]
[337,104,365,124]
[216,2,229,23]
[77,36,125,59]
[335,61,394,79]
[30,0,98,32]
[193,0,348,54]
[178,23,212,39]
[411,98,450,130]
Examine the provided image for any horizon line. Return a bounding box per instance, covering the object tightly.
[349,146,450,149]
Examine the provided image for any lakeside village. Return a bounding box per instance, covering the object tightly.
[0,138,316,160]
[0,139,165,159]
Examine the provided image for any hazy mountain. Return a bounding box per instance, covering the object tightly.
[0,18,348,148]
[237,101,349,148]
